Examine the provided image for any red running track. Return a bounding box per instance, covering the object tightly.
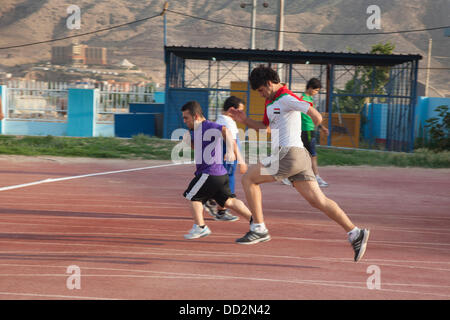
[0,155,449,300]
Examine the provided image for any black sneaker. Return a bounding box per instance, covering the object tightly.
[351,229,370,262]
[236,230,271,245]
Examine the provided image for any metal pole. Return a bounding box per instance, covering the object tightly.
[326,64,334,147]
[425,38,432,97]
[276,0,285,81]
[162,2,169,47]
[276,0,284,50]
[251,0,256,49]
[164,14,167,46]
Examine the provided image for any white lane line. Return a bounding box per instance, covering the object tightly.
[0,266,448,299]
[0,291,117,300]
[1,230,450,249]
[1,250,449,266]
[0,238,449,272]
[1,232,449,258]
[0,162,190,192]
[1,219,450,237]
[1,273,449,290]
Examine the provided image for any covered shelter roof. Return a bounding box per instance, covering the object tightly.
[165,46,422,66]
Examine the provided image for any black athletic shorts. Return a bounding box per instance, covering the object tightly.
[183,174,236,208]
[301,130,317,157]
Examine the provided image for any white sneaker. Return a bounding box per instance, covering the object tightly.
[281,178,292,186]
[184,224,211,240]
[316,175,329,188]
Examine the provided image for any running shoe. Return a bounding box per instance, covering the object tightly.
[204,199,218,218]
[351,228,370,262]
[184,224,211,240]
[281,178,292,186]
[316,175,329,188]
[215,209,239,222]
[235,230,271,244]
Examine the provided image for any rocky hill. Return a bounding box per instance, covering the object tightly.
[0,0,448,95]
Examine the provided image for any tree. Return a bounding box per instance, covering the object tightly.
[335,42,395,114]
[424,105,450,151]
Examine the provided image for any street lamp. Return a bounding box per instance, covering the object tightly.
[240,1,269,49]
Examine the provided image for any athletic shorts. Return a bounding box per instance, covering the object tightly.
[260,147,316,183]
[301,130,317,157]
[183,173,236,208]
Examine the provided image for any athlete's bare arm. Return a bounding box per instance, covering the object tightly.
[306,106,323,126]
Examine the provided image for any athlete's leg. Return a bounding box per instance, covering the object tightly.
[293,180,355,232]
[223,197,252,221]
[189,200,206,227]
[241,163,276,224]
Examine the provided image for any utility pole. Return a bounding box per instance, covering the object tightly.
[241,1,269,49]
[425,38,432,97]
[251,0,257,49]
[161,2,169,47]
[276,0,284,51]
[276,0,285,81]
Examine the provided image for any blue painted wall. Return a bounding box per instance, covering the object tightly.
[362,97,450,143]
[129,103,164,113]
[415,97,450,140]
[67,88,96,137]
[115,113,157,138]
[163,88,209,139]
[362,103,388,141]
[4,120,67,136]
[154,91,165,104]
[95,123,114,137]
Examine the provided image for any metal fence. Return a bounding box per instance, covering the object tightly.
[5,81,68,122]
[2,80,156,124]
[165,47,421,152]
[97,85,155,123]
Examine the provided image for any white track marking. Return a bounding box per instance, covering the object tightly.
[0,264,448,299]
[0,291,117,300]
[1,219,450,237]
[0,230,450,248]
[0,273,449,289]
[0,231,449,255]
[0,239,449,272]
[0,162,190,192]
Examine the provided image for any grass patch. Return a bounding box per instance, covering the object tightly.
[0,134,178,160]
[317,147,450,169]
[0,135,448,168]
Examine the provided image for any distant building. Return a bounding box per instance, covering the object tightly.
[51,44,107,66]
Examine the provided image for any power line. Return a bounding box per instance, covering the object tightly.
[0,7,448,51]
[167,9,450,36]
[0,12,162,50]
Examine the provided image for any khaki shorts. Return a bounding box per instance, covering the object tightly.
[260,147,316,182]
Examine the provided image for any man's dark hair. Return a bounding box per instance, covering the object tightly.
[223,96,244,112]
[249,65,280,90]
[181,101,204,117]
[306,78,322,90]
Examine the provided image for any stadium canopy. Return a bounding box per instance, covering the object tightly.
[165,46,421,66]
[163,46,422,152]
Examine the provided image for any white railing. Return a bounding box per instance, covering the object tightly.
[97,85,155,123]
[5,81,69,122]
[2,80,156,123]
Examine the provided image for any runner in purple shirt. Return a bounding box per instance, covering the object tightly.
[181,101,253,240]
[191,120,228,176]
